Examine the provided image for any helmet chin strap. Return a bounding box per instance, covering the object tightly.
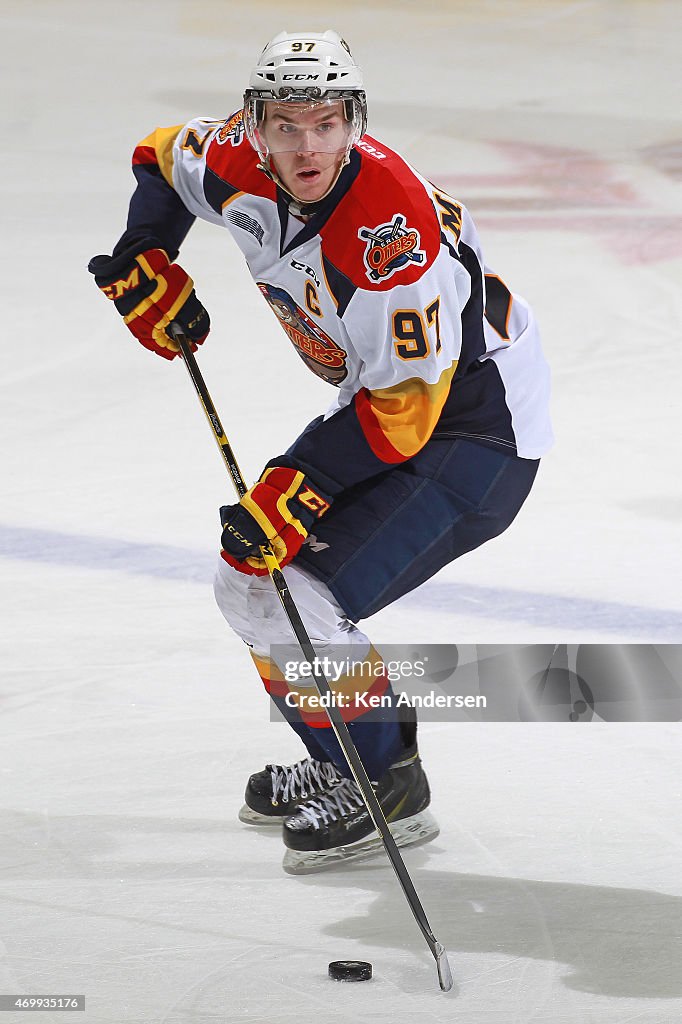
[257,150,351,217]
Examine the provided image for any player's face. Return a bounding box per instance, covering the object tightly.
[261,101,349,203]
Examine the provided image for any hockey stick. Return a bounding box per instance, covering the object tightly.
[173,328,454,992]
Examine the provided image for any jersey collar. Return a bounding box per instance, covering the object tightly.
[278,148,362,257]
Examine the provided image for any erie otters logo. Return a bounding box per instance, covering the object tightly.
[358,214,425,282]
[216,110,245,147]
[257,283,348,386]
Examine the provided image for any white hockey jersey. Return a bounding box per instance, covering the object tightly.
[129,113,552,493]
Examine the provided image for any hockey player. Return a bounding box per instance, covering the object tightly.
[89,31,553,873]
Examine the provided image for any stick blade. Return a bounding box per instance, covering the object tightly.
[435,943,454,992]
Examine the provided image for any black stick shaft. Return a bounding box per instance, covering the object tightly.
[175,332,453,991]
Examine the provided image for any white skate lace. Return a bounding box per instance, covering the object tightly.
[268,758,340,806]
[294,778,366,830]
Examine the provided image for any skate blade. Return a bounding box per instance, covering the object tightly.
[238,804,285,826]
[282,809,440,875]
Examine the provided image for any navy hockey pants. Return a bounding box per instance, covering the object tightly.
[276,437,540,775]
[297,436,540,621]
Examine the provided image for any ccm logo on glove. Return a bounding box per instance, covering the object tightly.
[220,467,332,576]
[99,267,141,299]
[88,240,210,360]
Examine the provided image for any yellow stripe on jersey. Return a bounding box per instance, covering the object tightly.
[222,191,244,210]
[367,360,458,459]
[136,125,184,188]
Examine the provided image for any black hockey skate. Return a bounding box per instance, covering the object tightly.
[281,752,439,874]
[238,757,342,825]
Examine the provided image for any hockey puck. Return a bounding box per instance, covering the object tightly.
[328,960,372,982]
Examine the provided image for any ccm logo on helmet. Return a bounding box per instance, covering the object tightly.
[282,73,320,81]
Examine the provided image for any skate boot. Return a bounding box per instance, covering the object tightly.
[239,757,342,825]
[281,752,439,873]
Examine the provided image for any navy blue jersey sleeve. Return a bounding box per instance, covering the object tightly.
[111,125,196,259]
[112,163,195,260]
[267,380,442,495]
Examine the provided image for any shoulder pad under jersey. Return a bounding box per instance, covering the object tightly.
[319,134,441,291]
[203,109,277,210]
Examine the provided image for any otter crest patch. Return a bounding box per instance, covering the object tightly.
[358,214,426,283]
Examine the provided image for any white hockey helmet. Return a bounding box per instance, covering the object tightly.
[244,30,367,167]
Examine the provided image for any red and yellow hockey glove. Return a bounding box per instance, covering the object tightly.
[88,241,209,360]
[220,467,332,576]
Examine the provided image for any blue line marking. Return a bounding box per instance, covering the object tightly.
[0,524,214,584]
[1,524,680,637]
[403,579,682,640]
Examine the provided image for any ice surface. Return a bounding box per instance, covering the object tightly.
[1,1,681,1021]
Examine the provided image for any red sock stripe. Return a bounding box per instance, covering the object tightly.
[258,668,391,727]
[304,671,391,728]
[258,673,289,698]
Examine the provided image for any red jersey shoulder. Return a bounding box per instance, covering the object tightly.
[204,110,277,201]
[320,134,441,292]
